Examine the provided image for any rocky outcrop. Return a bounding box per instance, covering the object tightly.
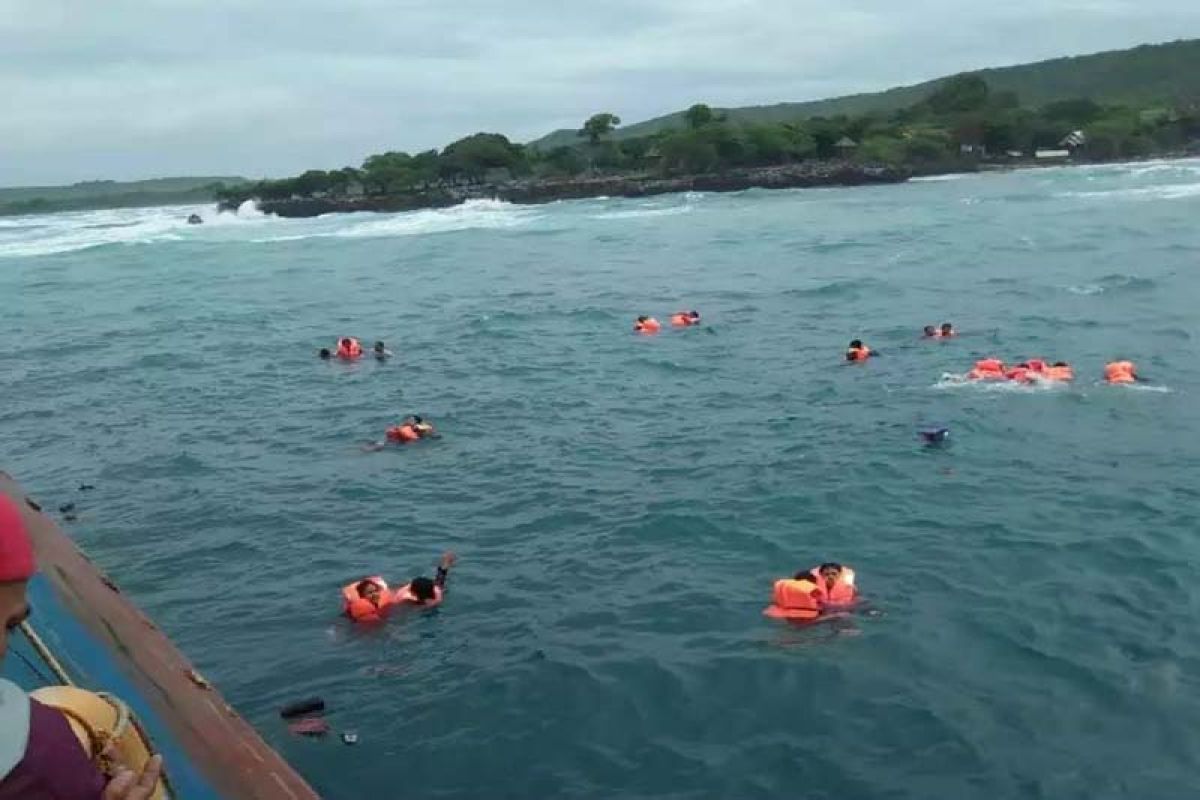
[247,163,910,218]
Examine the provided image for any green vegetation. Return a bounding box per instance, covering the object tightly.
[530,38,1200,150]
[0,177,248,217]
[218,64,1200,209]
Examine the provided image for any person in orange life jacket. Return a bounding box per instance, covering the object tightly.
[343,553,455,622]
[335,337,363,360]
[364,416,437,452]
[812,563,857,606]
[0,493,163,799]
[372,341,393,361]
[845,339,875,362]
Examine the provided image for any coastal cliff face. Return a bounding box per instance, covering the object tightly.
[242,163,909,218]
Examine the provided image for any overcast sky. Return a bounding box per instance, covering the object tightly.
[2,0,1198,185]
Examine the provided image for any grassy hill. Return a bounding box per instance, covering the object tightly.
[0,176,249,216]
[530,38,1200,150]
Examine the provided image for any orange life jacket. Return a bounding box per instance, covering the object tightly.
[810,566,857,606]
[386,424,420,443]
[1043,365,1074,382]
[342,577,390,622]
[847,346,871,361]
[336,338,363,360]
[1105,361,1136,384]
[763,577,822,621]
[968,358,1005,380]
[1006,366,1033,383]
[670,314,692,327]
[635,318,662,334]
[393,582,444,608]
[1026,359,1047,373]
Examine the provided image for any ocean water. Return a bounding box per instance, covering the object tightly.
[3,160,1200,799]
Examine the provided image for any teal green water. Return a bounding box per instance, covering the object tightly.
[3,161,1199,799]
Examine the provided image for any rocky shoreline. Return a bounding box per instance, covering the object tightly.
[234,163,910,218]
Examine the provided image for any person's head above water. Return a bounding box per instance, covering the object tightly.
[637,316,648,323]
[923,325,936,337]
[849,339,863,349]
[1053,361,1068,367]
[409,576,437,603]
[318,348,331,360]
[816,563,844,589]
[689,310,700,318]
[373,341,385,352]
[940,322,953,334]
[340,337,352,348]
[356,579,383,605]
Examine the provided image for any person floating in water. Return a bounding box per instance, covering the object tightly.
[846,339,874,362]
[364,416,437,451]
[670,310,701,327]
[318,348,332,360]
[1105,360,1139,384]
[923,323,955,338]
[634,316,662,334]
[763,562,858,622]
[342,552,456,622]
[372,341,393,360]
[335,337,363,360]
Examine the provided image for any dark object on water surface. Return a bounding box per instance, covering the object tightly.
[78,484,96,491]
[919,427,950,444]
[186,213,203,225]
[287,718,330,737]
[59,502,76,514]
[280,697,326,719]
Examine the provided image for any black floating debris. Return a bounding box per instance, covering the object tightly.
[59,503,76,514]
[918,427,950,444]
[79,484,96,491]
[63,514,78,523]
[280,697,326,720]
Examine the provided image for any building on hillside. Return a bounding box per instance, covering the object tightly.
[1060,130,1087,151]
[835,136,858,155]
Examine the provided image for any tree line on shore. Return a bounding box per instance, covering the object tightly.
[215,75,1200,206]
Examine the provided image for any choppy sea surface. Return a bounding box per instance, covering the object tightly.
[3,160,1199,799]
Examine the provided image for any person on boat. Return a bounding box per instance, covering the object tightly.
[364,416,437,451]
[845,339,874,362]
[372,341,393,361]
[342,552,456,622]
[634,316,662,334]
[670,310,701,327]
[0,493,163,799]
[763,562,858,622]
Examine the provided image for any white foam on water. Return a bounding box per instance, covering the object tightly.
[911,173,971,183]
[0,201,279,258]
[1066,284,1105,295]
[251,198,536,243]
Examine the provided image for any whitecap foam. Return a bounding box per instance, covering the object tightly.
[1066,284,1104,295]
[911,173,971,183]
[253,198,536,244]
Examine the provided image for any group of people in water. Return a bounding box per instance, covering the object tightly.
[329,313,1148,626]
[318,337,392,362]
[634,310,701,333]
